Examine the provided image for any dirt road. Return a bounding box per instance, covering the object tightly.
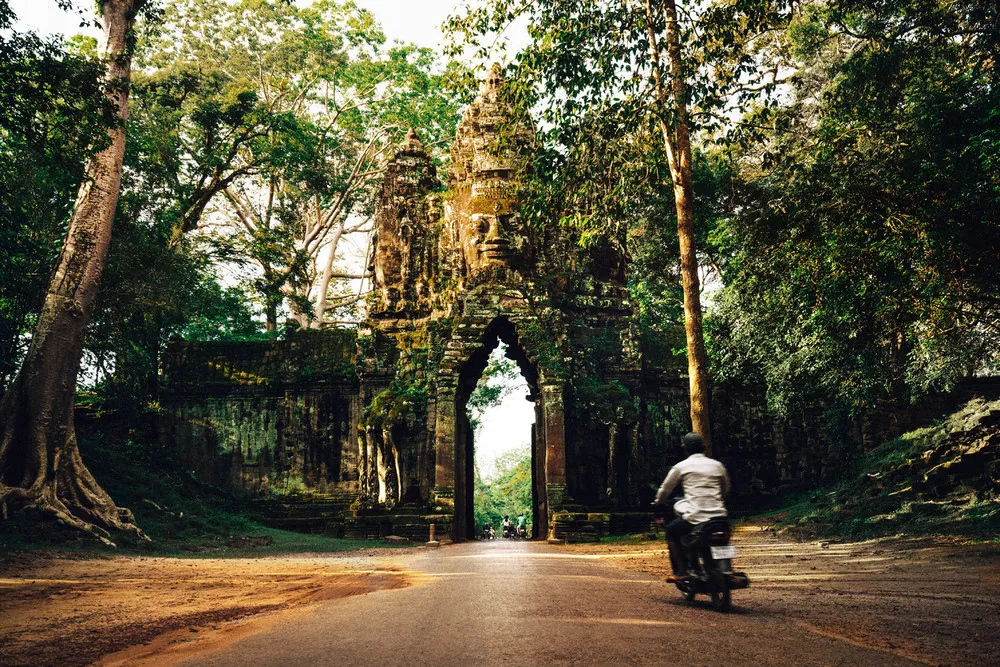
[2,529,997,666]
[163,539,921,666]
[567,526,1000,666]
[0,551,409,666]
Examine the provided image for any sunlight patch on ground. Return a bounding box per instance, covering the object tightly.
[548,617,689,627]
[0,578,86,586]
[444,552,604,560]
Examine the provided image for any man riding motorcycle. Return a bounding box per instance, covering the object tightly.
[653,432,730,578]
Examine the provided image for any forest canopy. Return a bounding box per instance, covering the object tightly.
[3,0,994,420]
[446,0,1000,415]
[0,0,997,542]
[0,0,465,414]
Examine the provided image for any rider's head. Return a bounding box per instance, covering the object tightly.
[682,432,705,455]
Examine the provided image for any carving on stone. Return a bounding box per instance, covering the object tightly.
[445,62,536,281]
[358,63,639,537]
[381,428,400,508]
[370,128,439,314]
[357,427,372,503]
[164,65,893,543]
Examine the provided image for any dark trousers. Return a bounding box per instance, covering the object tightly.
[665,517,694,574]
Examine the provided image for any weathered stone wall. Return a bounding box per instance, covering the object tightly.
[641,375,1000,511]
[157,62,1000,542]
[159,325,1000,532]
[160,330,361,499]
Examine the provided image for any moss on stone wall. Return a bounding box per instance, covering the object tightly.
[162,328,359,392]
[362,377,428,432]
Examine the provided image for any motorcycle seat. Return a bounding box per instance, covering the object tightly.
[682,517,730,546]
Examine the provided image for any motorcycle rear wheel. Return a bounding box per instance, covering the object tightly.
[710,570,731,612]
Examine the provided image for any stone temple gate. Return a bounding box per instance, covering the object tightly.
[352,63,642,540]
[160,65,894,541]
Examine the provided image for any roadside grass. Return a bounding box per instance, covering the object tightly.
[0,426,412,558]
[755,422,1000,543]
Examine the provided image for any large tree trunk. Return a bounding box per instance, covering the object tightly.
[0,0,147,545]
[646,0,713,452]
[264,297,279,332]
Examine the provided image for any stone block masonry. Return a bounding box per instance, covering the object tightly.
[159,65,1000,541]
[160,329,362,497]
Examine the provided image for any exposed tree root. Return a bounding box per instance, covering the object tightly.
[0,0,150,550]
[1,383,148,548]
[0,478,148,548]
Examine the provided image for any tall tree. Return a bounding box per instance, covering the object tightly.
[643,0,711,449]
[147,0,462,330]
[0,17,112,391]
[0,0,149,544]
[446,0,791,452]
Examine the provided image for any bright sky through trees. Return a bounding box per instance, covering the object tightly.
[12,0,461,47]
[472,344,534,480]
[10,0,536,473]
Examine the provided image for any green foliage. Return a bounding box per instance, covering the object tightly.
[0,12,114,389]
[0,0,266,408]
[474,447,533,533]
[444,0,789,242]
[363,366,429,431]
[0,427,410,556]
[628,149,734,335]
[139,0,465,327]
[763,399,1000,541]
[87,204,262,415]
[573,377,636,425]
[446,0,999,424]
[364,380,427,431]
[711,0,1000,415]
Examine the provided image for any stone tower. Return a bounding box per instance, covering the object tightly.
[360,64,642,540]
[369,128,439,315]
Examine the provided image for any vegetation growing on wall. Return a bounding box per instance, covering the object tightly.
[766,399,1000,541]
[362,376,428,432]
[362,337,430,431]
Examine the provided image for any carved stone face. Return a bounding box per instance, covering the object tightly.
[458,198,528,275]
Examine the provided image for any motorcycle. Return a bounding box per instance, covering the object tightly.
[673,517,750,612]
[655,508,750,612]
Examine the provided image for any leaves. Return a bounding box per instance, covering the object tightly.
[474,447,532,532]
[138,0,464,328]
[711,0,1000,414]
[0,10,114,389]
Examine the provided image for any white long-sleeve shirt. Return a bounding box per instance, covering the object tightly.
[654,453,730,524]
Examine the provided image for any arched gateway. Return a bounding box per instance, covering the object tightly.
[357,64,641,540]
[161,66,692,542]
[160,65,870,540]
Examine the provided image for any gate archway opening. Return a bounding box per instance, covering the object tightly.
[454,317,544,541]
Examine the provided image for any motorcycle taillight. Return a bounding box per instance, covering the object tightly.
[709,530,731,545]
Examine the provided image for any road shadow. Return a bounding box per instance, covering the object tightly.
[656,593,757,616]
